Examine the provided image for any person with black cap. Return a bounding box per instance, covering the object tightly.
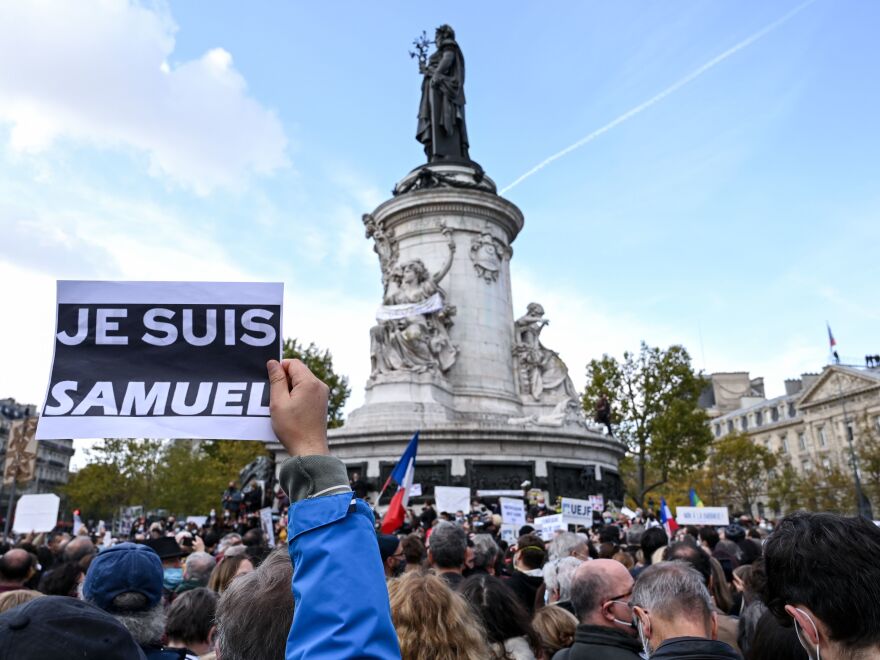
[377,534,405,579]
[143,536,186,600]
[0,595,147,659]
[82,542,187,659]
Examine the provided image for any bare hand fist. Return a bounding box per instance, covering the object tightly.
[267,359,330,457]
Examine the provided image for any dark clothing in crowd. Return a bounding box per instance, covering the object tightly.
[142,645,189,659]
[506,570,544,615]
[552,624,642,660]
[440,572,464,589]
[650,637,741,660]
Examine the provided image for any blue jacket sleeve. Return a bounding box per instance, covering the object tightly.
[285,491,401,660]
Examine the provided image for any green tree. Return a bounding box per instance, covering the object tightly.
[856,414,880,510]
[583,343,713,508]
[282,338,350,428]
[708,432,778,515]
[766,460,802,515]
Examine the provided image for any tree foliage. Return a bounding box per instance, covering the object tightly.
[707,432,778,515]
[282,338,350,428]
[583,343,712,508]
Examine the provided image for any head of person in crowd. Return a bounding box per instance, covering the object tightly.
[514,533,547,573]
[164,587,217,657]
[747,610,809,660]
[599,524,621,545]
[570,558,636,635]
[208,553,254,594]
[37,560,83,598]
[544,556,582,607]
[639,527,668,568]
[378,534,406,579]
[143,536,185,593]
[0,595,147,659]
[400,533,425,571]
[214,547,293,660]
[532,604,577,660]
[0,549,36,592]
[388,571,490,660]
[763,512,880,660]
[47,531,71,556]
[631,561,739,659]
[0,588,42,614]
[700,527,720,552]
[598,541,618,559]
[470,534,499,576]
[148,521,164,540]
[62,535,97,566]
[216,532,243,556]
[82,542,167,653]
[179,551,215,593]
[460,574,541,659]
[550,531,590,562]
[427,520,467,586]
[613,550,634,570]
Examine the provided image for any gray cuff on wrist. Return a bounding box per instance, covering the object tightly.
[279,455,350,503]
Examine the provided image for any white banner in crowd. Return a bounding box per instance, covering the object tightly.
[561,497,593,526]
[499,497,526,527]
[259,507,276,548]
[535,513,566,541]
[376,293,444,322]
[434,486,471,515]
[13,493,60,533]
[620,506,638,520]
[186,516,208,527]
[676,506,730,526]
[37,281,283,441]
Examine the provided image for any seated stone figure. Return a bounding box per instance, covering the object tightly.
[513,303,577,402]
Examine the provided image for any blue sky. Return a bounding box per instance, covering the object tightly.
[1,0,878,440]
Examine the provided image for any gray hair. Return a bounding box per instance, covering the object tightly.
[183,551,216,585]
[218,533,243,555]
[549,532,583,561]
[555,557,583,601]
[428,521,466,569]
[215,547,293,660]
[631,561,713,627]
[471,534,498,570]
[108,593,165,647]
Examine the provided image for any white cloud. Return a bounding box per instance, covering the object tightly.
[0,0,287,193]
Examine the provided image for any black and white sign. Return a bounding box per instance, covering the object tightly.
[37,281,283,441]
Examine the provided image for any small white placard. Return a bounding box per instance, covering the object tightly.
[13,493,60,533]
[620,506,637,520]
[500,524,519,545]
[499,497,526,527]
[186,516,208,527]
[434,486,471,515]
[589,495,605,512]
[259,507,276,548]
[409,483,422,497]
[535,513,566,541]
[676,506,730,526]
[561,497,593,526]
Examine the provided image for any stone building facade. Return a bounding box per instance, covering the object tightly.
[703,364,880,515]
[0,398,75,513]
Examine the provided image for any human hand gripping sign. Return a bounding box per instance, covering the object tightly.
[266,359,330,457]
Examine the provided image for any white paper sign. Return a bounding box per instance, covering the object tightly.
[561,497,593,526]
[620,506,637,520]
[13,493,60,533]
[535,513,566,541]
[500,524,519,545]
[259,507,276,548]
[409,483,422,497]
[434,486,471,515]
[186,516,208,527]
[676,506,730,526]
[376,293,444,321]
[499,497,526,527]
[37,281,283,442]
[589,495,605,513]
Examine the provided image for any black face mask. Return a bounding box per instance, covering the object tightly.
[392,558,407,578]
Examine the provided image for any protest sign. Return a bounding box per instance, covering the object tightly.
[37,281,283,442]
[561,497,593,526]
[620,506,638,520]
[676,506,730,526]
[499,497,526,527]
[434,486,471,515]
[13,494,60,533]
[500,524,518,545]
[535,513,566,541]
[3,417,38,485]
[589,495,605,513]
[259,507,276,548]
[186,516,208,527]
[409,483,422,497]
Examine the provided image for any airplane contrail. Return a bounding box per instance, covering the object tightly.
[500,0,818,195]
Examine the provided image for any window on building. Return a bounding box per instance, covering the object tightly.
[714,424,721,437]
[818,427,827,447]
[727,420,734,434]
[781,436,789,453]
[788,402,796,418]
[741,417,748,431]
[755,411,763,426]
[771,407,779,422]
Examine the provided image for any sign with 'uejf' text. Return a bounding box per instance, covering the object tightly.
[37,281,283,442]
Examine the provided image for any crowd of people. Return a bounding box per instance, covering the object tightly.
[0,359,878,659]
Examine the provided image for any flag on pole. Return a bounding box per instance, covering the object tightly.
[689,489,704,507]
[380,432,419,534]
[827,322,840,364]
[660,497,678,537]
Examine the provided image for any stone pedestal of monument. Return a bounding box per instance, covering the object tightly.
[271,162,626,505]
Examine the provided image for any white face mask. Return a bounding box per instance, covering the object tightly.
[793,608,821,660]
[634,614,652,658]
[607,601,634,629]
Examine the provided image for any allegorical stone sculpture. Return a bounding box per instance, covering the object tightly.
[513,303,578,402]
[363,213,399,294]
[414,25,470,163]
[368,225,458,378]
[470,232,511,283]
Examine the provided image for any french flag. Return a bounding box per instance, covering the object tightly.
[380,432,419,534]
[660,497,678,537]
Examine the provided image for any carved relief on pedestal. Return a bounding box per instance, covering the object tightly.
[365,217,459,380]
[469,232,511,282]
[512,303,578,402]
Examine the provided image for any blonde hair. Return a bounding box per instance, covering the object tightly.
[612,550,634,569]
[208,554,252,594]
[388,571,490,660]
[0,589,43,614]
[532,605,577,658]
